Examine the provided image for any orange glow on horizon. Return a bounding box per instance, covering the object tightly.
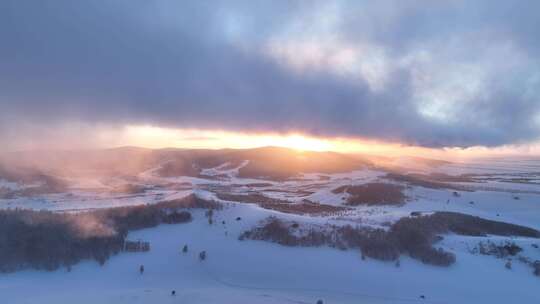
[117,125,444,158]
[123,126,339,152]
[106,125,540,160]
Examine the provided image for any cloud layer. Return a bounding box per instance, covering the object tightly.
[1,0,539,148]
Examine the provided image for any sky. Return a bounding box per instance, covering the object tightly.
[1,1,539,155]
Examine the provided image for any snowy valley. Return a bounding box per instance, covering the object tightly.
[0,147,539,304]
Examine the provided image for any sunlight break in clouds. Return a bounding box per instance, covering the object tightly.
[119,125,540,160]
[1,1,540,150]
[123,125,336,152]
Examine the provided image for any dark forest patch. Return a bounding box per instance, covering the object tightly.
[0,165,67,199]
[261,200,348,215]
[384,173,471,191]
[231,183,274,188]
[215,193,347,215]
[0,194,218,273]
[240,212,539,268]
[332,183,406,206]
[157,193,222,210]
[215,192,290,205]
[110,183,150,195]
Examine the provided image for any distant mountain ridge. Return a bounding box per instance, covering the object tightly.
[0,146,372,180]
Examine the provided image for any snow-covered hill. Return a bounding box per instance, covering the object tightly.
[1,204,539,304]
[1,151,540,303]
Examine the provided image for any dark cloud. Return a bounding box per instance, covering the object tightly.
[0,0,539,148]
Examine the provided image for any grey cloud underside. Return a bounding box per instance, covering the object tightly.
[1,0,539,147]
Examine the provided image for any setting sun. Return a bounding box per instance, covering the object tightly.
[121,125,416,155]
[2,2,540,303]
[120,125,471,159]
[123,125,334,152]
[118,125,534,160]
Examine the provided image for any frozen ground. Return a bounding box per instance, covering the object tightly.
[1,157,540,303]
[2,205,539,304]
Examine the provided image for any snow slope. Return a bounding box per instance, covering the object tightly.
[2,204,539,304]
[2,158,540,303]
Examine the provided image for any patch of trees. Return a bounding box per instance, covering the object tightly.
[472,241,540,276]
[332,183,406,206]
[158,193,222,210]
[339,226,401,261]
[515,255,540,277]
[473,241,522,258]
[110,183,150,195]
[216,192,346,215]
[163,211,192,224]
[393,212,540,238]
[240,212,539,267]
[0,168,67,199]
[334,224,455,266]
[384,173,470,191]
[0,209,125,272]
[239,217,331,247]
[124,240,150,252]
[0,194,218,273]
[262,200,347,215]
[232,183,274,188]
[216,192,291,204]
